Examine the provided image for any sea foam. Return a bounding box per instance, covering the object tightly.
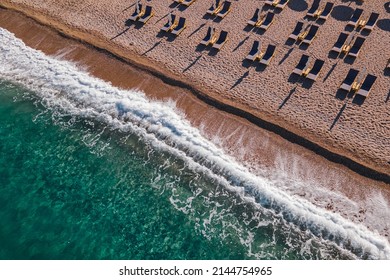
[0,28,389,259]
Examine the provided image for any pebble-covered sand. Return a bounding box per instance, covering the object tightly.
[1,0,390,176]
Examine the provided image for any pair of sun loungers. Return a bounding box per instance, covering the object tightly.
[247,11,275,30]
[173,0,197,6]
[347,9,379,31]
[200,27,228,50]
[245,41,277,66]
[331,33,365,58]
[288,23,319,45]
[264,0,289,9]
[129,4,154,23]
[292,54,325,81]
[161,14,187,35]
[207,0,231,19]
[306,2,334,20]
[339,68,377,97]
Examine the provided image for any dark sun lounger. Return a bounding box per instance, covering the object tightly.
[289,21,304,40]
[331,32,349,53]
[357,74,377,97]
[307,59,325,81]
[340,68,359,91]
[293,54,310,75]
[347,36,365,58]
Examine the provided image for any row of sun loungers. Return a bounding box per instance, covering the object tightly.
[129,4,154,23]
[339,68,377,97]
[288,22,319,45]
[174,0,197,6]
[245,41,277,66]
[207,0,231,19]
[200,27,228,50]
[292,54,325,81]
[347,9,379,31]
[247,11,275,30]
[161,14,187,35]
[306,2,334,20]
[331,32,365,58]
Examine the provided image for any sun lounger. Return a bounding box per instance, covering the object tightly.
[347,8,363,27]
[139,6,154,23]
[245,41,261,61]
[161,14,176,32]
[276,0,289,9]
[257,12,275,30]
[356,74,377,97]
[207,0,223,15]
[340,68,359,91]
[182,0,197,6]
[362,12,379,31]
[331,32,348,53]
[217,1,232,18]
[172,17,187,35]
[306,1,320,17]
[200,26,215,45]
[293,54,310,75]
[306,59,325,81]
[212,30,228,50]
[129,3,143,21]
[259,44,276,66]
[247,8,260,26]
[318,2,334,20]
[347,36,365,58]
[302,24,319,45]
[288,21,304,40]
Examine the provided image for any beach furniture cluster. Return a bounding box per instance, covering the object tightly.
[292,54,325,81]
[245,41,276,66]
[129,2,154,23]
[124,0,385,100]
[200,27,228,50]
[306,1,334,20]
[206,0,232,19]
[339,68,377,97]
[161,13,187,36]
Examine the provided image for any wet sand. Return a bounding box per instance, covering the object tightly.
[1,0,389,179]
[0,7,390,239]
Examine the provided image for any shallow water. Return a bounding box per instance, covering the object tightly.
[0,28,389,259]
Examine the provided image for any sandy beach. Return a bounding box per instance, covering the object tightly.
[0,0,389,180]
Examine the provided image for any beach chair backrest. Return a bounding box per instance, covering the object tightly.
[361,74,377,91]
[351,8,363,21]
[345,69,359,84]
[264,44,276,59]
[367,12,379,25]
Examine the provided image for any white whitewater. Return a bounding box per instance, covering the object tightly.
[0,28,389,259]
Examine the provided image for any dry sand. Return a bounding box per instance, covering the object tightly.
[0,3,390,238]
[1,0,389,178]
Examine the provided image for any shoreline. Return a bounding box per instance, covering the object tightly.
[0,1,388,183]
[2,6,390,238]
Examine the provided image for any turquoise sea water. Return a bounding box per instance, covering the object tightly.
[1,28,389,259]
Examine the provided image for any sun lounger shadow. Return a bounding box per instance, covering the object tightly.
[142,41,162,55]
[384,68,390,77]
[299,43,309,51]
[278,86,297,110]
[335,88,348,100]
[233,36,249,52]
[255,63,267,72]
[187,23,206,38]
[241,59,253,69]
[279,48,294,65]
[386,90,390,103]
[230,71,249,89]
[329,104,346,131]
[323,63,337,82]
[301,79,315,89]
[110,27,130,40]
[183,55,202,72]
[243,25,255,32]
[352,94,365,106]
[288,73,302,84]
[343,55,356,65]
